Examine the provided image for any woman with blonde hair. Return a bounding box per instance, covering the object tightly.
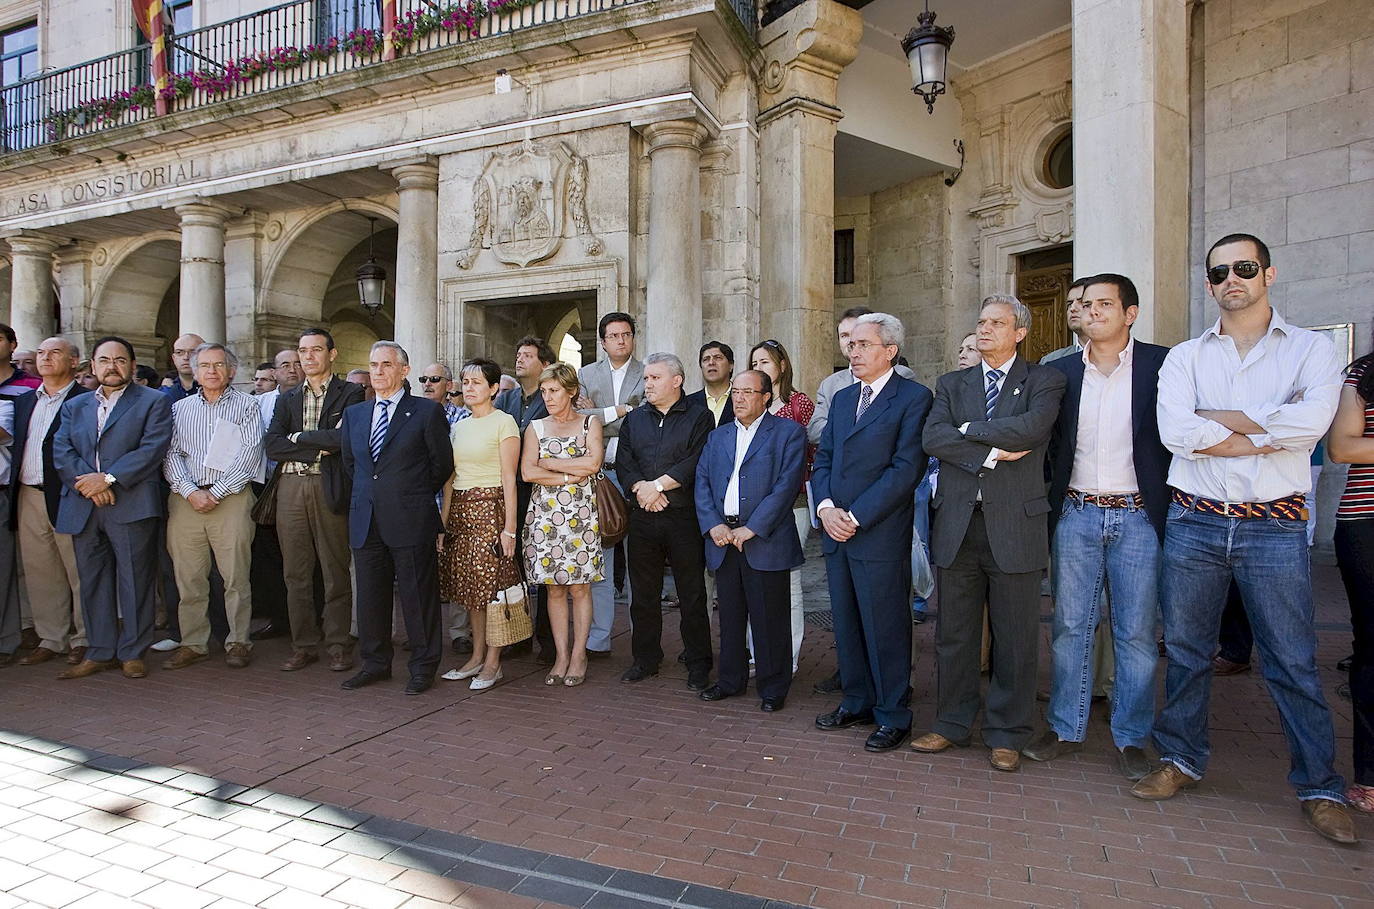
[521,362,605,687]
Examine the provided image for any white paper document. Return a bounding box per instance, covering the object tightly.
[203,418,243,473]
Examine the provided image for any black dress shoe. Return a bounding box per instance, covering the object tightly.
[699,684,733,701]
[620,663,659,682]
[341,668,392,690]
[760,696,785,712]
[812,671,842,695]
[815,706,875,730]
[404,675,434,695]
[585,648,612,660]
[864,725,910,752]
[687,668,710,691]
[250,622,287,642]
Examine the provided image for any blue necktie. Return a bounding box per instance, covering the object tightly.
[370,400,390,461]
[856,384,873,420]
[985,369,1003,418]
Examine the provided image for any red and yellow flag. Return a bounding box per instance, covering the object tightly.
[132,0,170,115]
[382,0,398,61]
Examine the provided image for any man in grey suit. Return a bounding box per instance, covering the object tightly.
[52,336,174,680]
[578,312,644,656]
[915,296,1066,772]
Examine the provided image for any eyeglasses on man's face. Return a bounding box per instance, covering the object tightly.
[417,375,447,384]
[846,340,888,353]
[1206,260,1262,285]
[730,387,766,397]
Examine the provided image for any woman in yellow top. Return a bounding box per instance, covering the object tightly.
[439,358,522,692]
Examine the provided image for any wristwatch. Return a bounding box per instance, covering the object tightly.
[653,480,665,494]
[102,473,117,487]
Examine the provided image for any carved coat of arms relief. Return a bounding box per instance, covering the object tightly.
[457,139,603,269]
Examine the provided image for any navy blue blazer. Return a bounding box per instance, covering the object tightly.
[694,412,806,573]
[810,373,934,562]
[52,384,173,534]
[9,383,90,530]
[339,392,454,549]
[1044,340,1173,540]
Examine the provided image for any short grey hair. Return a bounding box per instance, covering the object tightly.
[855,312,905,351]
[370,340,409,365]
[190,343,238,372]
[981,294,1032,331]
[428,363,454,380]
[644,352,685,378]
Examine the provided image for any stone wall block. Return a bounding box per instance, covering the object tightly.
[1288,87,1374,156]
[1204,19,1288,89]
[1205,174,1231,213]
[1230,45,1350,121]
[1270,235,1349,282]
[1203,198,1289,245]
[1246,0,1333,27]
[1205,112,1289,176]
[1355,35,1374,91]
[1350,229,1374,272]
[1288,0,1374,61]
[1204,85,1234,133]
[1287,178,1374,242]
[1228,147,1350,207]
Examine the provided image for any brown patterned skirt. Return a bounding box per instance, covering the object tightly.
[439,486,521,611]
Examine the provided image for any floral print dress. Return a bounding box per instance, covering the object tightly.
[522,418,605,585]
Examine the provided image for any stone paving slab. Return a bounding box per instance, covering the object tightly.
[0,562,1369,907]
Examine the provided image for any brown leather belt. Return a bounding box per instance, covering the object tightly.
[1171,489,1308,521]
[1067,489,1144,509]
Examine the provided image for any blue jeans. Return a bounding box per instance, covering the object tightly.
[1048,500,1160,749]
[1154,502,1345,802]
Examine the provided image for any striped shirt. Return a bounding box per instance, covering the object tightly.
[1337,361,1374,519]
[19,381,76,486]
[164,386,265,499]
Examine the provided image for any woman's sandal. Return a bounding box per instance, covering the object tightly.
[563,675,584,687]
[545,673,564,686]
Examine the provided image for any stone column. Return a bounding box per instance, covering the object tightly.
[386,158,440,369]
[1072,0,1189,344]
[642,120,708,364]
[224,213,265,364]
[757,0,862,395]
[175,199,235,343]
[6,232,61,348]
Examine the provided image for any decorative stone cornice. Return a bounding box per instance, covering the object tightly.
[757,0,862,114]
[641,120,709,155]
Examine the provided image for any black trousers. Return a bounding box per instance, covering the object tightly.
[1335,518,1374,786]
[353,521,442,679]
[627,507,711,671]
[933,510,1041,750]
[1216,580,1251,664]
[716,546,791,699]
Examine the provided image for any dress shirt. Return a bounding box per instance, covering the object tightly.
[722,416,765,516]
[20,381,76,486]
[959,355,1017,471]
[443,401,470,425]
[370,387,407,447]
[256,388,279,430]
[816,367,897,526]
[703,389,730,425]
[0,399,13,486]
[164,387,266,500]
[1157,309,1344,502]
[1069,339,1139,495]
[601,360,631,464]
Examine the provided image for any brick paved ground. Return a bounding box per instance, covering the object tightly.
[1,551,1369,908]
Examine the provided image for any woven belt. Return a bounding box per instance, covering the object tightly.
[1067,489,1144,509]
[1171,489,1308,521]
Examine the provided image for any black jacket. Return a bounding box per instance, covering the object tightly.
[263,376,365,514]
[9,382,90,530]
[1044,340,1173,540]
[616,394,714,512]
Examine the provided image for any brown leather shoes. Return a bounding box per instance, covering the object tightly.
[164,646,208,670]
[1131,762,1198,800]
[989,748,1021,772]
[328,650,354,672]
[1302,798,1357,844]
[122,660,146,679]
[19,646,58,665]
[224,643,251,669]
[57,658,118,680]
[1021,730,1082,762]
[281,649,319,672]
[1211,655,1250,676]
[910,732,970,753]
[67,646,87,665]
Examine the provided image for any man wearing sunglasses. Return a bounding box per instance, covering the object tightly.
[1140,233,1354,844]
[418,363,469,426]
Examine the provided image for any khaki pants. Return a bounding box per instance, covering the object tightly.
[17,486,84,652]
[168,490,255,653]
[276,473,353,653]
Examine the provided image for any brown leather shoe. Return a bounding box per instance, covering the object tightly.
[122,660,146,679]
[19,627,39,650]
[1211,655,1250,676]
[280,649,318,672]
[990,748,1022,772]
[224,643,251,669]
[57,658,118,680]
[1131,762,1199,800]
[18,646,58,665]
[1021,729,1082,762]
[910,732,970,753]
[67,646,87,665]
[328,650,354,672]
[164,646,209,670]
[1302,798,1357,844]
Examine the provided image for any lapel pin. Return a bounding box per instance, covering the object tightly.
[1013,388,1021,396]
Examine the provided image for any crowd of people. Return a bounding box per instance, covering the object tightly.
[0,231,1367,846]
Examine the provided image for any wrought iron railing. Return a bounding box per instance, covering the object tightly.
[0,0,757,155]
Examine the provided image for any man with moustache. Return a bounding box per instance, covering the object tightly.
[52,337,173,680]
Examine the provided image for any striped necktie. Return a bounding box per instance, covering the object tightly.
[370,400,390,461]
[856,384,873,420]
[985,369,1003,418]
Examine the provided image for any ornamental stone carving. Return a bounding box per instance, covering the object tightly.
[457,139,602,269]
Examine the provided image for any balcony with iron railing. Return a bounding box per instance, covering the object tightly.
[1,0,758,154]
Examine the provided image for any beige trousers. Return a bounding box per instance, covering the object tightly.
[17,485,84,651]
[168,489,255,652]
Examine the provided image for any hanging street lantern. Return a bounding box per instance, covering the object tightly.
[901,3,955,114]
[356,216,387,317]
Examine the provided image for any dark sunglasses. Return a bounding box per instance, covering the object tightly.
[417,375,446,384]
[1206,260,1262,285]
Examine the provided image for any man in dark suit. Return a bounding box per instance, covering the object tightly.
[11,337,90,667]
[339,340,454,695]
[264,328,364,673]
[695,369,806,711]
[812,313,933,753]
[1023,274,1171,781]
[52,336,174,680]
[686,341,735,428]
[917,296,1066,771]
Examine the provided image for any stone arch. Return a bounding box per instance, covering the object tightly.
[89,233,182,362]
[262,199,399,325]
